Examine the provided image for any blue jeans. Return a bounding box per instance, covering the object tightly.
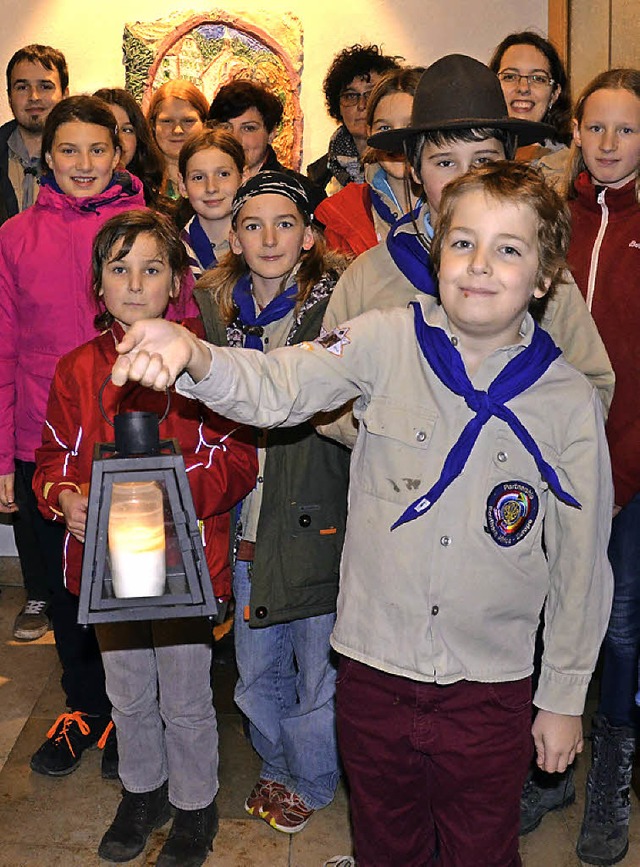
[97,618,218,810]
[598,492,640,729]
[233,559,340,809]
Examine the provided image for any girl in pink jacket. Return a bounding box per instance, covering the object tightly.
[0,95,194,781]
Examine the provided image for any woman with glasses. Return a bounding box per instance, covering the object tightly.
[307,44,401,194]
[489,31,572,184]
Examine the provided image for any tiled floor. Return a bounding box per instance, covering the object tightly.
[1,556,640,866]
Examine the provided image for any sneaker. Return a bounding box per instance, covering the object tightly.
[260,787,315,834]
[156,799,219,867]
[520,766,575,835]
[30,711,110,776]
[99,720,119,780]
[98,781,171,862]
[13,599,50,641]
[244,778,287,817]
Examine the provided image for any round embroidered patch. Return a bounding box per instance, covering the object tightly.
[485,481,539,547]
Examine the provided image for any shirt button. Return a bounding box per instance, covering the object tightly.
[416,430,427,443]
[299,514,312,527]
[450,336,458,346]
[497,451,508,463]
[255,606,268,619]
[440,535,451,547]
[431,605,439,616]
[257,475,264,483]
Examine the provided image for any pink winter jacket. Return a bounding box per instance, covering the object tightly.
[0,172,196,474]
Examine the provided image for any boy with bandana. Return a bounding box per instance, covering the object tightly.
[109,160,613,866]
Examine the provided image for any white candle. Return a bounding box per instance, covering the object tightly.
[108,482,166,598]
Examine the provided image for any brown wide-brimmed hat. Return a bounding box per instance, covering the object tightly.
[368,54,554,152]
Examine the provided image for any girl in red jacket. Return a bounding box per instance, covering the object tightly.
[0,95,198,782]
[564,69,640,867]
[314,67,423,258]
[33,209,257,866]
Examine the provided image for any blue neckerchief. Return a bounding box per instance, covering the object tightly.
[189,216,216,270]
[369,186,397,226]
[232,274,297,351]
[392,303,581,530]
[385,208,437,296]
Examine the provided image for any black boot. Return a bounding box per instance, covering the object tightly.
[156,799,219,867]
[576,714,635,866]
[98,781,171,862]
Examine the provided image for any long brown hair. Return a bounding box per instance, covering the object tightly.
[196,227,346,324]
[566,68,640,202]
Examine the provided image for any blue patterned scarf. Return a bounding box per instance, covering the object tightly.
[232,275,298,351]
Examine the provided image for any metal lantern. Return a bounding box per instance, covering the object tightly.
[77,378,217,625]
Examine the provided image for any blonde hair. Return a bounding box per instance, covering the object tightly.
[432,161,571,320]
[566,68,640,203]
[196,227,347,324]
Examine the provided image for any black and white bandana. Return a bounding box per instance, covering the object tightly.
[231,171,312,226]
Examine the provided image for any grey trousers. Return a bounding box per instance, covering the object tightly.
[96,618,218,810]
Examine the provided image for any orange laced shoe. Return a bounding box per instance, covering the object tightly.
[30,710,111,776]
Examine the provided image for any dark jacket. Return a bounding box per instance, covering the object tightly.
[0,120,19,224]
[261,145,326,213]
[568,172,640,507]
[195,278,350,627]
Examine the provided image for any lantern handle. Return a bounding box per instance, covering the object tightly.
[98,374,171,427]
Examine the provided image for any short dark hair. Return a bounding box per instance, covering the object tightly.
[404,128,517,179]
[323,44,402,122]
[41,95,120,171]
[488,31,571,142]
[6,44,69,93]
[92,209,188,330]
[431,161,571,319]
[208,80,283,133]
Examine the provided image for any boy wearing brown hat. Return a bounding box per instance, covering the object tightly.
[321,55,613,426]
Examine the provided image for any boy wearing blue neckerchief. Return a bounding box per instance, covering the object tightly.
[111,161,614,866]
[322,54,614,430]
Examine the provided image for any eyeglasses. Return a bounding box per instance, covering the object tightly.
[339,90,373,107]
[497,71,555,89]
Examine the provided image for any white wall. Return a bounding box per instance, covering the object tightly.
[0,0,546,168]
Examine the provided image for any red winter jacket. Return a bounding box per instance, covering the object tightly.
[568,172,640,506]
[0,172,197,474]
[33,322,257,597]
[315,182,378,257]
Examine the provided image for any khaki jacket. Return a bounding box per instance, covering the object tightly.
[177,298,614,716]
[321,207,614,449]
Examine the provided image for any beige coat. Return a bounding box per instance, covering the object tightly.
[321,207,614,450]
[177,298,613,716]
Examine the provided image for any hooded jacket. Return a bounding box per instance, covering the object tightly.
[568,172,640,506]
[315,163,417,258]
[0,172,196,474]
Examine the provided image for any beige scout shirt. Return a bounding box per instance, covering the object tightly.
[322,206,615,415]
[177,298,614,716]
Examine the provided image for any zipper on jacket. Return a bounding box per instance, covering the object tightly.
[585,188,609,312]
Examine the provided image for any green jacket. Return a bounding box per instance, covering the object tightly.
[195,280,350,627]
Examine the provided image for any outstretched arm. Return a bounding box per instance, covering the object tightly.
[112,320,212,391]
